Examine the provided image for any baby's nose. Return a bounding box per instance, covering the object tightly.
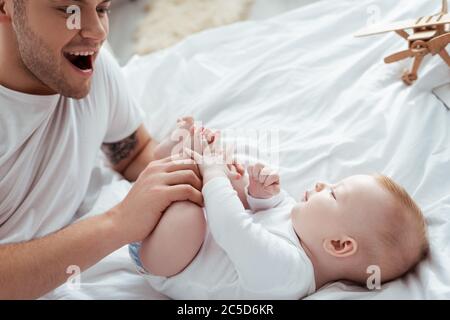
[315,182,326,192]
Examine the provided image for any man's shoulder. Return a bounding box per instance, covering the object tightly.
[87,47,126,109]
[93,48,121,83]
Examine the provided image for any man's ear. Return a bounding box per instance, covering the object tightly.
[323,236,358,258]
[0,0,12,23]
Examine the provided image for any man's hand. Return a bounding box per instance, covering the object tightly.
[0,155,202,299]
[110,155,203,244]
[153,117,216,160]
[247,163,280,199]
[104,119,217,182]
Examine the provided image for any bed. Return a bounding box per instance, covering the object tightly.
[43,0,450,299]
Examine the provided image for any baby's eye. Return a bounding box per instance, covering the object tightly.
[330,188,336,200]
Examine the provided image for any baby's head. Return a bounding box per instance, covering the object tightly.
[291,174,429,287]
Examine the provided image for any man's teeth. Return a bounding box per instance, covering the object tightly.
[68,51,95,56]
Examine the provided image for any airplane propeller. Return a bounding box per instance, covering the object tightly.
[384,35,448,64]
[384,50,414,63]
[427,32,450,53]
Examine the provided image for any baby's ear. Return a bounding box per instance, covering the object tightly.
[323,236,358,258]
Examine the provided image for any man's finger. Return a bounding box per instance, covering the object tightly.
[157,153,190,164]
[166,159,201,178]
[164,170,203,191]
[169,185,204,207]
[166,157,196,168]
[169,158,196,167]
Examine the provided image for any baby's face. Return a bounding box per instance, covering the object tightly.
[291,175,394,247]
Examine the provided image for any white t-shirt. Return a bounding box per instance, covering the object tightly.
[140,177,316,299]
[0,50,144,244]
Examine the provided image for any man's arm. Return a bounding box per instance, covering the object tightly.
[0,211,122,300]
[102,118,213,182]
[0,156,203,299]
[102,124,158,181]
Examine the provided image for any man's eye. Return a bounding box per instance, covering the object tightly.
[57,7,70,14]
[97,7,111,15]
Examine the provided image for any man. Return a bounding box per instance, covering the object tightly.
[0,0,204,299]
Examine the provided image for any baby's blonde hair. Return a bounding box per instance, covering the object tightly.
[371,174,429,283]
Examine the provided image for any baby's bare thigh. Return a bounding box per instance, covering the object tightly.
[139,201,206,277]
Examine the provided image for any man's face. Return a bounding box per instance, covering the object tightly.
[9,0,110,98]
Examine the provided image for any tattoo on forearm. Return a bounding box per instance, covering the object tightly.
[102,132,138,165]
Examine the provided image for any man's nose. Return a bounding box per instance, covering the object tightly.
[80,10,108,41]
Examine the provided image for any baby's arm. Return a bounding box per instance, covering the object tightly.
[203,177,308,296]
[186,136,305,294]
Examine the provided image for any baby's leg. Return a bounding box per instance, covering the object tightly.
[139,201,206,277]
[139,173,247,277]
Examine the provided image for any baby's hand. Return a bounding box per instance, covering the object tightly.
[154,117,216,160]
[247,163,280,199]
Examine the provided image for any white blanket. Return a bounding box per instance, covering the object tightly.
[46,0,450,299]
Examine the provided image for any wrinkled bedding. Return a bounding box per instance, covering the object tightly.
[45,0,450,299]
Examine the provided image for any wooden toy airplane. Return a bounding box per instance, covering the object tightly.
[355,0,450,85]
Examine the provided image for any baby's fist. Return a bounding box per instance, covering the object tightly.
[247,163,280,199]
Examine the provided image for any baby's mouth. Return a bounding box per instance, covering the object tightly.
[63,51,95,72]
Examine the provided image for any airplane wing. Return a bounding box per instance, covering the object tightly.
[354,14,450,37]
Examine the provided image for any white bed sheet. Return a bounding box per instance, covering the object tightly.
[46,0,450,299]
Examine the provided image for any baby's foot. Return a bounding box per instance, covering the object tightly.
[154,117,216,160]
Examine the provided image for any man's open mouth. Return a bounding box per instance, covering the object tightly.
[63,51,95,72]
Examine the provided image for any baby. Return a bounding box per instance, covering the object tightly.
[129,120,429,299]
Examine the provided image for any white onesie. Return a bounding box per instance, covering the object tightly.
[130,177,316,299]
